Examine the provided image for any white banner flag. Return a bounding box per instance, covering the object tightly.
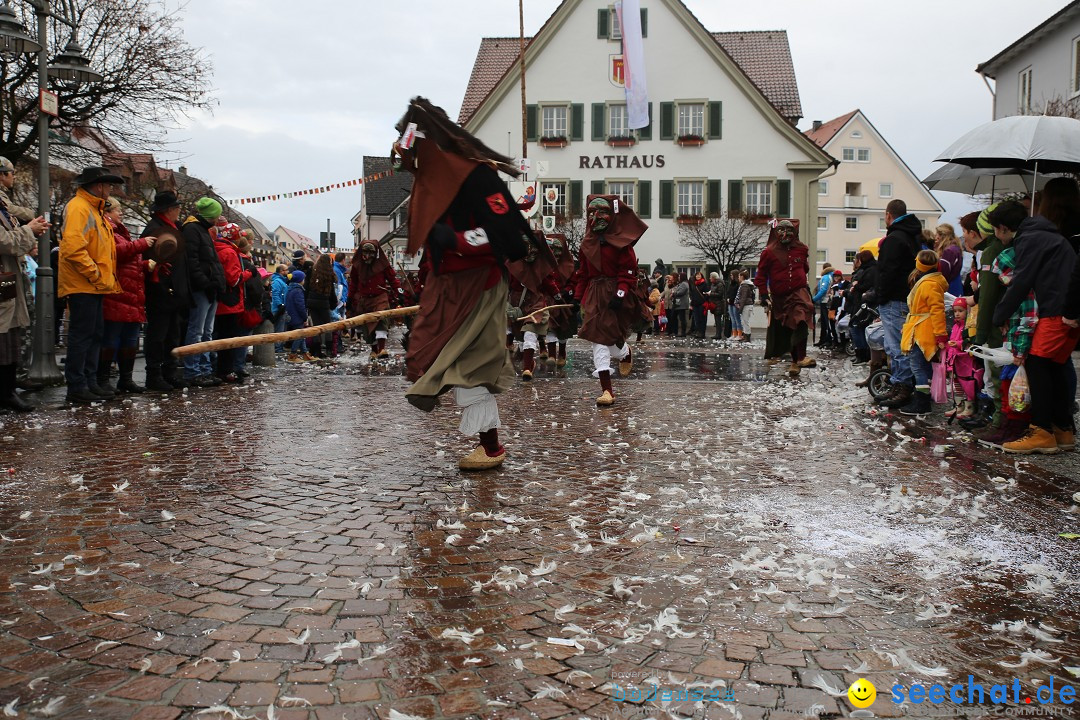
[617,0,649,129]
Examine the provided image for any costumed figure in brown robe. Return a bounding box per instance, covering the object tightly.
[572,195,647,406]
[752,219,815,376]
[544,234,577,368]
[348,239,403,360]
[507,232,562,381]
[395,97,533,471]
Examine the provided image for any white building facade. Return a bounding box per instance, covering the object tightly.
[806,110,943,275]
[459,0,832,272]
[977,2,1080,119]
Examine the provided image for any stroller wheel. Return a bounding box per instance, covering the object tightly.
[843,338,856,357]
[869,368,892,399]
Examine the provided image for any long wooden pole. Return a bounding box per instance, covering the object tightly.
[171,306,420,358]
[519,0,527,163]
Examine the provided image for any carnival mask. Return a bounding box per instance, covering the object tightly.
[587,198,613,234]
[361,244,378,264]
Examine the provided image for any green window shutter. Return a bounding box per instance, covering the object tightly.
[597,8,609,39]
[526,104,538,142]
[776,179,791,217]
[707,179,722,215]
[708,101,723,140]
[638,180,651,219]
[659,102,674,140]
[638,102,653,140]
[640,8,648,37]
[659,180,674,218]
[592,103,606,141]
[570,103,584,141]
[591,180,606,197]
[728,180,743,214]
[570,180,583,216]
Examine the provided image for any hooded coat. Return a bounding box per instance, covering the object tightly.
[102,216,151,323]
[901,271,949,360]
[875,213,922,304]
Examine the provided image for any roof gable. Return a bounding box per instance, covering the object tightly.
[361,155,413,217]
[459,1,804,127]
[804,110,858,149]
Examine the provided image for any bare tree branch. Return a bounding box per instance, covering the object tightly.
[553,214,585,255]
[676,212,769,273]
[0,0,214,162]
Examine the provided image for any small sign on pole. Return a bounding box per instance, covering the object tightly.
[40,90,58,117]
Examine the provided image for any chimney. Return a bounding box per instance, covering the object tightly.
[812,120,822,132]
[178,165,188,175]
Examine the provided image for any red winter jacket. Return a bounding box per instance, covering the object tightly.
[214,240,250,315]
[102,218,150,323]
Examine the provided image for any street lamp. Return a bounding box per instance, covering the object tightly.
[0,0,102,385]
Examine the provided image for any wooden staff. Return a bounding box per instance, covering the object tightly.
[171,306,420,358]
[517,303,575,324]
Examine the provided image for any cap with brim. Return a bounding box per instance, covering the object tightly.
[74,166,124,186]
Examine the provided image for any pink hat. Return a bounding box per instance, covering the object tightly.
[258,267,270,279]
[832,270,843,276]
[952,297,967,308]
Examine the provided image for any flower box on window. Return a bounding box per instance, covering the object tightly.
[607,135,636,147]
[676,134,705,147]
[743,213,773,225]
[539,136,568,148]
[676,214,704,225]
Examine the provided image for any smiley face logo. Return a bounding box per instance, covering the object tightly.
[848,678,876,709]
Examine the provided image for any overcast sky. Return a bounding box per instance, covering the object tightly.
[161,0,1066,246]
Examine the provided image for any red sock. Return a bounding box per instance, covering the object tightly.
[478,429,504,457]
[547,342,557,358]
[377,338,386,353]
[559,343,567,359]
[599,370,613,394]
[522,348,534,372]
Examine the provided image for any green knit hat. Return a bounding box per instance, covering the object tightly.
[977,202,1000,238]
[195,197,223,222]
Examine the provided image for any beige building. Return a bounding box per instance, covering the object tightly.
[805,110,943,274]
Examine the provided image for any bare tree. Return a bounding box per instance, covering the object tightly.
[677,212,769,273]
[553,214,585,255]
[0,0,214,162]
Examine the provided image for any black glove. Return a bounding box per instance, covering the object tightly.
[862,289,877,307]
[608,293,624,311]
[426,223,457,270]
[553,292,564,304]
[759,294,770,308]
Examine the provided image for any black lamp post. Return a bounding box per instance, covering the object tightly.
[0,0,102,385]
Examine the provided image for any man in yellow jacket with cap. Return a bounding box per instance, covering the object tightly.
[58,166,123,404]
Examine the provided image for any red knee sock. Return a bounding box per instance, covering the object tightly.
[558,343,567,359]
[547,342,557,358]
[377,338,386,353]
[478,429,504,457]
[599,370,613,394]
[522,348,535,372]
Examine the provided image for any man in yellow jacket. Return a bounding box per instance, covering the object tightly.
[58,166,124,404]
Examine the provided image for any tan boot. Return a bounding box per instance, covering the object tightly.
[1053,426,1075,451]
[458,446,505,470]
[787,362,801,376]
[596,390,615,406]
[618,348,632,377]
[1003,427,1059,455]
[798,357,817,368]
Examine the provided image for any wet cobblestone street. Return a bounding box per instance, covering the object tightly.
[0,338,1078,720]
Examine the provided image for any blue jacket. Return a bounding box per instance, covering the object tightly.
[812,274,833,304]
[271,273,288,313]
[332,261,349,307]
[285,282,307,329]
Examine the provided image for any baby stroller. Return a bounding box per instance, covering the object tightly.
[861,309,892,401]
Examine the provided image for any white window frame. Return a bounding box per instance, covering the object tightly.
[816,250,828,264]
[675,179,705,217]
[745,180,773,216]
[608,104,630,138]
[1072,36,1080,97]
[845,250,857,264]
[879,217,887,231]
[540,180,568,219]
[676,101,705,138]
[842,147,855,162]
[857,148,871,163]
[879,183,893,198]
[607,180,637,211]
[1019,66,1033,114]
[610,5,622,40]
[818,180,829,196]
[540,104,569,139]
[845,216,859,231]
[851,130,863,138]
[817,215,828,230]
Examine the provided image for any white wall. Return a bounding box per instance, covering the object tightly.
[991,17,1080,118]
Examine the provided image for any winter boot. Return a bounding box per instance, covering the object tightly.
[0,365,33,413]
[880,383,914,409]
[96,346,117,392]
[1053,426,1076,451]
[1002,426,1059,455]
[521,348,535,381]
[557,343,567,368]
[144,368,174,393]
[546,342,558,368]
[116,348,144,393]
[899,389,932,416]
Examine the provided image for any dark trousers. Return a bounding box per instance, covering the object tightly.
[64,293,104,391]
[213,313,242,377]
[145,304,181,377]
[1026,354,1074,432]
[668,308,682,337]
[691,306,706,337]
[818,304,835,344]
[308,307,333,355]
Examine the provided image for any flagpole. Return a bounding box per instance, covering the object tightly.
[519,0,527,166]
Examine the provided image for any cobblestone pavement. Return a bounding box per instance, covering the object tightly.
[0,337,1078,720]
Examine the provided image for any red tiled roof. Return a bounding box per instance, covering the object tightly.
[458,30,803,125]
[803,110,859,149]
[710,31,801,122]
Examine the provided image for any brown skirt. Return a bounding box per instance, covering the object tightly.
[406,276,513,411]
[354,293,390,338]
[578,277,641,347]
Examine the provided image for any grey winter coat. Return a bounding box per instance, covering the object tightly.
[0,203,36,334]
